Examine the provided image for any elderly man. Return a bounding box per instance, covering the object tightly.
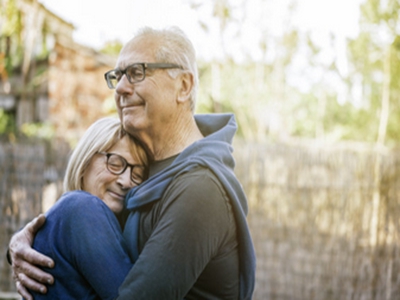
[8,27,256,299]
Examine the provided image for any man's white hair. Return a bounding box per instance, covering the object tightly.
[133,26,199,113]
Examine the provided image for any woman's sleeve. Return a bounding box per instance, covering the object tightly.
[57,193,133,300]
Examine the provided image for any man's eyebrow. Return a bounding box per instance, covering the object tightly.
[115,62,128,70]
[115,63,135,70]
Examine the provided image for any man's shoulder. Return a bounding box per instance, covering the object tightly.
[174,165,223,190]
[162,166,229,211]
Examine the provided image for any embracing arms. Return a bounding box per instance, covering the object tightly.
[8,193,133,300]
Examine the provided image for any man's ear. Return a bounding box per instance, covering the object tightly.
[177,72,194,103]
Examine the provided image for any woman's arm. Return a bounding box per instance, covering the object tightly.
[43,192,133,300]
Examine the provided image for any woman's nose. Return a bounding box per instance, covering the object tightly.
[117,167,134,189]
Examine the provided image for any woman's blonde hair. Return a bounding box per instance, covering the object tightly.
[63,117,148,192]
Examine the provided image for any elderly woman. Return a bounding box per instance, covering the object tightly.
[29,117,147,300]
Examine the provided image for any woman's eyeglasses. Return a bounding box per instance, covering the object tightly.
[99,152,145,185]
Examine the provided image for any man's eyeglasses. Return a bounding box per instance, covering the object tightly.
[99,152,145,185]
[104,63,183,89]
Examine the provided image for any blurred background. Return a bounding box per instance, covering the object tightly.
[1,0,400,299]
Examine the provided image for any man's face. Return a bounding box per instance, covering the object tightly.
[114,37,179,139]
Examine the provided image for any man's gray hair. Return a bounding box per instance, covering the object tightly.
[134,26,199,113]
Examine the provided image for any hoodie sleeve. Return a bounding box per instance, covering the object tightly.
[48,191,133,300]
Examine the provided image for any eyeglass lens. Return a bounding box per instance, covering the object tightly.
[107,64,145,88]
[107,153,144,184]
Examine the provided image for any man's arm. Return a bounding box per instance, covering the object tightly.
[8,214,54,300]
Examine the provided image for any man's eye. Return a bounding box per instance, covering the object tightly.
[114,71,123,81]
[128,67,144,78]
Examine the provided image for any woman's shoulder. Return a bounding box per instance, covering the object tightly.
[44,190,121,237]
[46,191,108,217]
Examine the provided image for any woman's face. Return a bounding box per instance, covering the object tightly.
[82,136,144,214]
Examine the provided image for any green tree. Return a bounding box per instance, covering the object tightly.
[0,0,24,75]
[346,0,400,248]
[347,0,400,146]
[100,40,123,56]
[0,108,16,135]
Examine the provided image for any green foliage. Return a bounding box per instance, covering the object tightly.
[2,0,399,146]
[0,0,24,74]
[100,40,123,56]
[37,22,51,60]
[1,0,22,36]
[0,108,16,134]
[197,61,268,139]
[191,0,400,146]
[101,96,119,116]
[20,122,55,140]
[345,0,400,145]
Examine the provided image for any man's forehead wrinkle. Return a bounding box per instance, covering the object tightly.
[116,54,135,70]
[116,48,152,70]
[114,36,160,70]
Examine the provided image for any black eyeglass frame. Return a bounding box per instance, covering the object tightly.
[99,151,145,185]
[104,62,183,89]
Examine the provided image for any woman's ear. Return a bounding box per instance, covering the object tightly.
[177,72,194,103]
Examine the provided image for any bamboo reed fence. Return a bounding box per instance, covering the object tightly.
[233,140,400,300]
[0,138,399,299]
[0,138,69,294]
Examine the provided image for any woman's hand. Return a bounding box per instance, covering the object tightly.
[9,214,55,300]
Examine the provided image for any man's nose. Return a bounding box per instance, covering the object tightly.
[115,74,134,95]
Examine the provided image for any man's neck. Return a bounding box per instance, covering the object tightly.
[144,115,204,161]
